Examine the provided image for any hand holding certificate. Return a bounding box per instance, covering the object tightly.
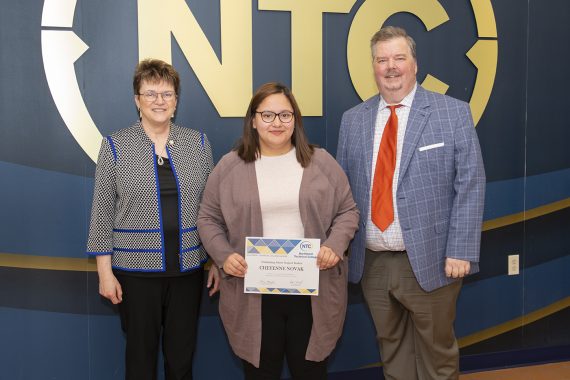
[244,237,320,296]
[222,253,248,277]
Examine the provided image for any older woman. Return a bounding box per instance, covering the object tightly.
[87,59,218,380]
[198,82,359,379]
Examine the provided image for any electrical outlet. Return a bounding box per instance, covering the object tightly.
[508,254,519,275]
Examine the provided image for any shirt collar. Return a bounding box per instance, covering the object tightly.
[379,82,418,110]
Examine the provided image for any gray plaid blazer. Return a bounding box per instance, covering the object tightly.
[337,85,485,291]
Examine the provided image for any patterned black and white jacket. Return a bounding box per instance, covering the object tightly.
[86,122,213,272]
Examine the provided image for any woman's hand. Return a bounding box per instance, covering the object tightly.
[96,255,122,304]
[317,246,340,270]
[207,265,220,296]
[222,253,248,277]
[98,271,123,304]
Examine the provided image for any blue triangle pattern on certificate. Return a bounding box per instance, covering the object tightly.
[282,240,295,248]
[247,238,305,255]
[268,240,281,250]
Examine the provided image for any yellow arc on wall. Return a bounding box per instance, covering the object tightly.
[347,0,498,126]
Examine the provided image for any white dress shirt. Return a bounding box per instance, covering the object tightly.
[366,84,417,251]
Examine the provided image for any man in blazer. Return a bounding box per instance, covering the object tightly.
[337,26,485,379]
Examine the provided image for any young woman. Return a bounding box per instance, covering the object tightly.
[198,82,359,379]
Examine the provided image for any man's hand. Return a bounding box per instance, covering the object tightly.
[445,257,471,278]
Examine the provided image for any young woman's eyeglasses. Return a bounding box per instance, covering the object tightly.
[255,111,294,123]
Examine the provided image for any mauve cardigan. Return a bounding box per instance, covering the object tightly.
[197,148,359,367]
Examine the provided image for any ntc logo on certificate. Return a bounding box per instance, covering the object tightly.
[244,237,320,296]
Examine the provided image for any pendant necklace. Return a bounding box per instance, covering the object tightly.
[157,142,167,166]
[141,121,171,166]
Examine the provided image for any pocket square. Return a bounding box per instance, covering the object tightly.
[419,142,444,152]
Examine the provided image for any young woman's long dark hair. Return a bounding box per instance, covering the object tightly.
[235,82,315,167]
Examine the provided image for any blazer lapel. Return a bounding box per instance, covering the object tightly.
[362,96,380,184]
[398,86,431,188]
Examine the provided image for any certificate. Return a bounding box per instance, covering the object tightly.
[244,237,320,296]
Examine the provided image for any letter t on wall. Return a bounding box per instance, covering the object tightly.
[259,0,356,116]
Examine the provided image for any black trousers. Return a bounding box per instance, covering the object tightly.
[242,294,328,380]
[116,270,203,380]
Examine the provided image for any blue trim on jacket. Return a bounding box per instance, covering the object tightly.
[106,136,117,162]
[113,228,161,233]
[87,251,113,256]
[181,244,202,254]
[114,247,162,253]
[110,265,166,273]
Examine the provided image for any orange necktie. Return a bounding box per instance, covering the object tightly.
[372,104,402,231]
